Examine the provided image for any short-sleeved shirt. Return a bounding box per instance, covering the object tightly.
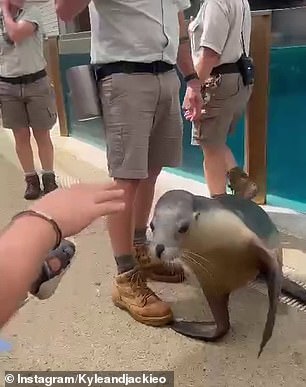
[89,0,191,65]
[189,0,251,68]
[0,5,46,77]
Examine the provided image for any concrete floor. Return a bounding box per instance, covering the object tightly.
[1,128,306,386]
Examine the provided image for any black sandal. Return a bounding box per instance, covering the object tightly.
[30,239,76,300]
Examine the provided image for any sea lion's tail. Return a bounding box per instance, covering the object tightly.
[250,241,282,358]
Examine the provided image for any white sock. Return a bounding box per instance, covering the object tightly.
[24,171,37,177]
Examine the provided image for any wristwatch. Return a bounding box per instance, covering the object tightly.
[184,72,199,83]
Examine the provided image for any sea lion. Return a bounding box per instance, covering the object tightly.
[149,190,306,357]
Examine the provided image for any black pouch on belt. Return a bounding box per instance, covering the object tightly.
[237,54,255,86]
[238,0,255,87]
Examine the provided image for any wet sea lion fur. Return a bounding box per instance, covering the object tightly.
[149,190,306,357]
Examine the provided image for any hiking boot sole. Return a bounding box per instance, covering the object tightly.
[112,297,173,327]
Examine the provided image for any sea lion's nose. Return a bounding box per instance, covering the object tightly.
[155,244,165,258]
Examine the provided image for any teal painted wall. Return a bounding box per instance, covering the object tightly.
[59,45,306,212]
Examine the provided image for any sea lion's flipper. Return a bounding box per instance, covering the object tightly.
[249,240,282,358]
[258,272,306,305]
[171,294,230,342]
[281,277,306,304]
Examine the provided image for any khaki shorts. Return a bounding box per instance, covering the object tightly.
[99,69,183,179]
[0,75,57,131]
[192,73,253,146]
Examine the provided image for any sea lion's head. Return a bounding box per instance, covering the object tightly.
[149,190,198,261]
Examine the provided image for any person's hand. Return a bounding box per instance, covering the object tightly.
[29,181,125,238]
[182,79,203,122]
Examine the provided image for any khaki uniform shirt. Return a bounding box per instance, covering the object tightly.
[0,5,46,77]
[89,0,191,65]
[189,0,251,68]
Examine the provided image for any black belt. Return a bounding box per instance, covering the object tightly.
[95,61,175,80]
[0,69,47,85]
[211,62,240,76]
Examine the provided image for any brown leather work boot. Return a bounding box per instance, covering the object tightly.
[227,167,258,200]
[42,172,58,194]
[24,173,41,200]
[135,245,185,283]
[112,267,173,326]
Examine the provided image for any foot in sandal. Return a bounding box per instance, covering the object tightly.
[30,239,76,300]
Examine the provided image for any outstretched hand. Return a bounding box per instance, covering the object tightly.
[30,181,125,238]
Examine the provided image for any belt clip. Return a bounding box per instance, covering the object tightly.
[204,74,221,89]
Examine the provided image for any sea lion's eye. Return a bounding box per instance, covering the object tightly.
[150,222,155,232]
[178,223,189,233]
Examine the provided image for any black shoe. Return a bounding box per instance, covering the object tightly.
[42,172,58,194]
[24,173,41,200]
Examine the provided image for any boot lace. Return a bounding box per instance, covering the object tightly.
[129,270,156,301]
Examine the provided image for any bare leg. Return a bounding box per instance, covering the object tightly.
[12,127,35,173]
[134,168,161,232]
[224,145,238,171]
[108,179,139,257]
[202,144,228,196]
[13,128,42,199]
[171,293,230,341]
[32,129,54,171]
[32,129,58,194]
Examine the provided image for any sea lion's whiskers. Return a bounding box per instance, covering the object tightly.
[184,249,215,269]
[182,251,215,282]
